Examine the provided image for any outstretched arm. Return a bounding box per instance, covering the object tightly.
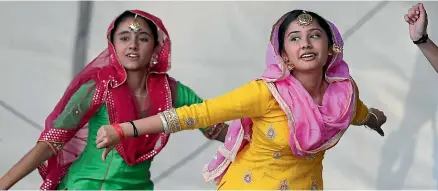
[0,81,96,190]
[0,142,53,190]
[350,79,386,136]
[173,81,228,142]
[96,80,273,158]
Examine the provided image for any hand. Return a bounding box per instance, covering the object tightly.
[404,3,428,41]
[366,108,387,137]
[96,124,123,161]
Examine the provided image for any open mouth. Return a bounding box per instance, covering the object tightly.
[300,53,316,61]
[126,53,140,60]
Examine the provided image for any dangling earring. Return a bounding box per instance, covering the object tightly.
[287,63,295,71]
[283,58,294,71]
[150,54,158,66]
[332,44,343,54]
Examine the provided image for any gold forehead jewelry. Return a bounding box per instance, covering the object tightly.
[297,11,313,27]
[129,14,141,33]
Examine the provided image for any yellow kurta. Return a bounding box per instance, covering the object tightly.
[171,80,369,190]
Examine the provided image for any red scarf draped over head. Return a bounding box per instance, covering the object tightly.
[37,10,173,190]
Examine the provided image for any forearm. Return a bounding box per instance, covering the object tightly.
[120,115,164,137]
[418,38,438,72]
[0,142,54,189]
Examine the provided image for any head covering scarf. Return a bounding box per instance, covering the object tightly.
[37,10,174,190]
[202,10,356,183]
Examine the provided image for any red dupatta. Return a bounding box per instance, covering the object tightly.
[37,10,173,190]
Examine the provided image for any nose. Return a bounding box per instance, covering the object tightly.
[129,39,138,50]
[301,38,312,49]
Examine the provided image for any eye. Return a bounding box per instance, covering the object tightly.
[139,37,149,42]
[310,34,321,39]
[290,37,300,42]
[120,36,129,41]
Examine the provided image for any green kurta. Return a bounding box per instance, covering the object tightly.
[55,80,209,190]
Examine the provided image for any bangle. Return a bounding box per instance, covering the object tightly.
[127,121,138,137]
[369,112,379,124]
[355,112,370,126]
[158,113,170,133]
[112,123,125,140]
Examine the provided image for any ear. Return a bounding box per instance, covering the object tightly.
[328,45,334,56]
[280,51,289,62]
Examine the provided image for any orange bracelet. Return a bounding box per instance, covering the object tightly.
[112,123,125,140]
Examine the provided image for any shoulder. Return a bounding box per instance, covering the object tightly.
[236,79,273,101]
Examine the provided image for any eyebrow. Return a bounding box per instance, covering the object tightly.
[117,30,151,36]
[287,28,323,37]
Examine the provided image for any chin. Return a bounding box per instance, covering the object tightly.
[295,65,323,72]
[122,63,147,71]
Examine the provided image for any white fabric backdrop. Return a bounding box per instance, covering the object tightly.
[1,1,438,189]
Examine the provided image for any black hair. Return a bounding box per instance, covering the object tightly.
[277,10,333,55]
[110,11,159,47]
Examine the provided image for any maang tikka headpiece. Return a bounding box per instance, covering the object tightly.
[297,11,313,27]
[129,14,141,33]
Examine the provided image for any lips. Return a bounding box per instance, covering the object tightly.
[300,53,316,61]
[126,53,140,61]
[126,53,139,58]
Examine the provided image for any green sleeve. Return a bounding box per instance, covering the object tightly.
[173,81,209,133]
[52,80,96,129]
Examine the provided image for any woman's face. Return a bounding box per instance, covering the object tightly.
[112,16,156,71]
[281,18,330,72]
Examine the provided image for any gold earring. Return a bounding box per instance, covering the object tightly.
[287,64,295,71]
[150,54,158,65]
[332,44,343,54]
[285,61,294,70]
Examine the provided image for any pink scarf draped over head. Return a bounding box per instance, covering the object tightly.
[202,11,356,183]
[37,10,173,190]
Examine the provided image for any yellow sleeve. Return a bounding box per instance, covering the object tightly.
[350,78,370,126]
[162,80,273,132]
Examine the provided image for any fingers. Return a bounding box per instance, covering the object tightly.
[404,14,413,25]
[408,7,418,17]
[406,8,418,23]
[95,127,105,146]
[96,138,108,149]
[419,3,428,20]
[374,127,385,137]
[102,147,112,162]
[380,114,387,124]
[419,3,426,14]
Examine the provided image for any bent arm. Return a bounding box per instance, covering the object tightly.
[121,80,272,136]
[418,38,438,73]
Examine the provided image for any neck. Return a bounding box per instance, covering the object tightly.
[126,69,148,95]
[292,69,325,98]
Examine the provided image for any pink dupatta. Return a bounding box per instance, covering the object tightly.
[202,12,357,183]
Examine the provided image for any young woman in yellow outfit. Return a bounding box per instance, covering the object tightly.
[95,10,387,190]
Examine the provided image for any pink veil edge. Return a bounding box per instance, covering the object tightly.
[202,12,357,183]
